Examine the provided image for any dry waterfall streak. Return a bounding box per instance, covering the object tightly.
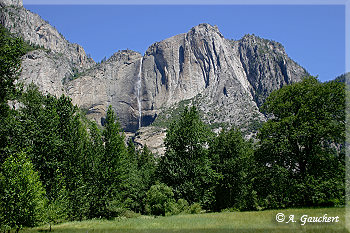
[137,57,143,129]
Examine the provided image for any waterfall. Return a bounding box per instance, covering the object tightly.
[136,57,143,129]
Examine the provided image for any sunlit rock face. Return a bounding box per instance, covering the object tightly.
[0,3,95,97]
[1,2,308,135]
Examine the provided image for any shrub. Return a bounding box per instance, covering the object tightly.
[189,203,202,214]
[145,183,175,216]
[164,201,179,216]
[176,199,190,213]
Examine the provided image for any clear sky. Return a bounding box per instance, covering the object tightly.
[23,4,346,82]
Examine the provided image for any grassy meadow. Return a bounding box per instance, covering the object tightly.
[23,207,348,233]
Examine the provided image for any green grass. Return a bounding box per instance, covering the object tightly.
[23,207,348,233]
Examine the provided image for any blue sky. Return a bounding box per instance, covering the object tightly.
[23,4,346,82]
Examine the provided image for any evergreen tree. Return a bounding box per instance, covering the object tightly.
[17,85,63,200]
[120,139,140,212]
[136,145,157,213]
[15,85,91,219]
[55,94,90,220]
[83,121,106,218]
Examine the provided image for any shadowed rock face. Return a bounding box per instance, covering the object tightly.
[237,34,308,107]
[1,2,308,134]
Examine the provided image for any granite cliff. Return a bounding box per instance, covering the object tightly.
[1,1,309,154]
[0,0,95,97]
[65,24,307,133]
[0,0,21,7]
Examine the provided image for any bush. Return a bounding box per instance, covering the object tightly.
[145,183,175,216]
[189,203,202,214]
[164,201,179,216]
[176,199,190,213]
[163,199,190,216]
[112,209,141,219]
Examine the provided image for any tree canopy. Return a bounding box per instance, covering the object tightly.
[255,76,345,207]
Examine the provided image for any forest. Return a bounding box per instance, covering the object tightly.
[0,26,346,232]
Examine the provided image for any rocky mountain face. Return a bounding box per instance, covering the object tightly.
[137,24,306,132]
[237,34,307,107]
[0,0,21,7]
[65,50,144,132]
[65,24,307,134]
[0,0,95,97]
[1,1,309,154]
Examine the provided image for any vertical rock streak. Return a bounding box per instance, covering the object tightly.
[137,57,143,129]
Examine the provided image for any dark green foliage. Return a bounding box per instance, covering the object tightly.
[15,85,63,199]
[0,25,27,164]
[0,25,26,111]
[81,121,106,218]
[333,72,349,83]
[255,76,345,208]
[0,152,46,231]
[129,143,157,213]
[14,85,92,219]
[210,128,256,211]
[158,106,219,209]
[103,106,127,166]
[123,138,141,211]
